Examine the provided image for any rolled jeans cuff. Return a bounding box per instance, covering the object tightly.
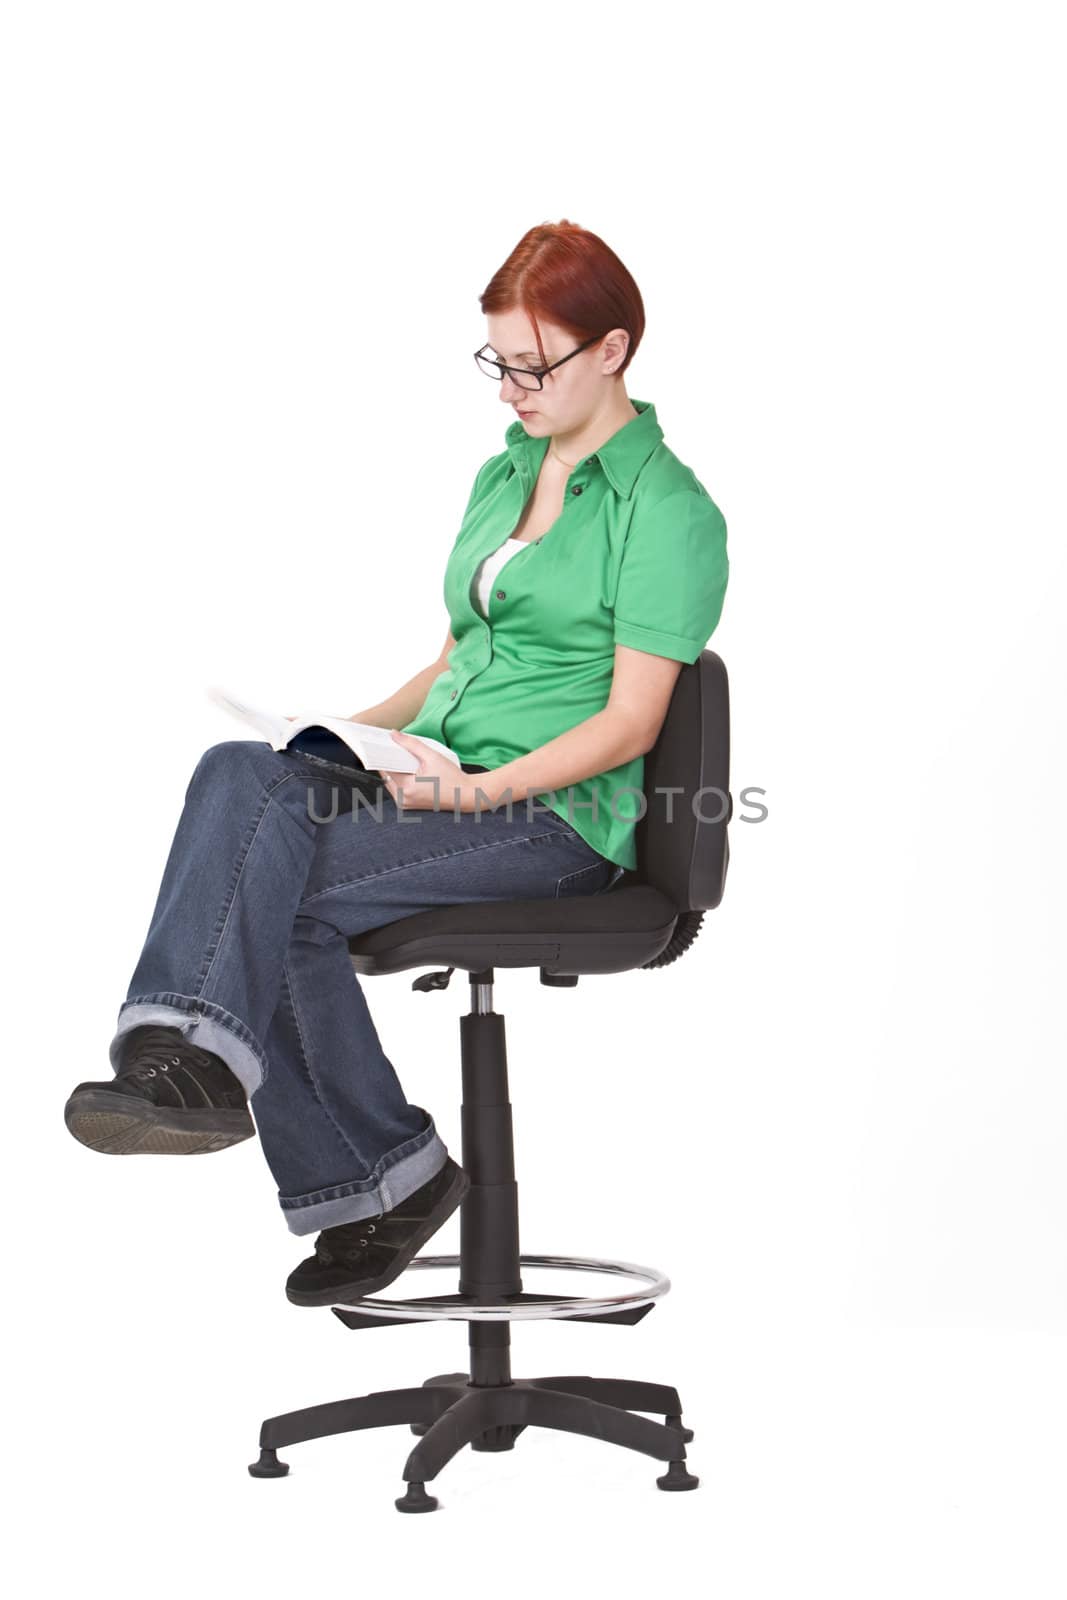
[109,993,268,1099]
[278,1127,450,1236]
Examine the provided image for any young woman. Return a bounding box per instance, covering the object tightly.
[63,219,729,1309]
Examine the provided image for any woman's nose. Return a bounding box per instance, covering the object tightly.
[500,374,527,403]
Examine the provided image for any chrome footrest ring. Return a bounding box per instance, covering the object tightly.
[328,1252,670,1321]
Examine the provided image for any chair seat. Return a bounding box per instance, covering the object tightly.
[347,883,679,977]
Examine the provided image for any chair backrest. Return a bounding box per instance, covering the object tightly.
[632,650,731,912]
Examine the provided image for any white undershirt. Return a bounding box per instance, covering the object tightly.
[471,537,530,619]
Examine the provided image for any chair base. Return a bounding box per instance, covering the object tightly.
[248,969,701,1510]
[249,1370,698,1510]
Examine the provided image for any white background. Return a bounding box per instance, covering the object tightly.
[4,1,1064,1593]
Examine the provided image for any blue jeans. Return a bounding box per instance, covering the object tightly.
[108,738,624,1236]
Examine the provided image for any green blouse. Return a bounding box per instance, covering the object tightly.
[400,398,729,870]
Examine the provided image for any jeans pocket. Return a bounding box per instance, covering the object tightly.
[554,857,618,898]
[535,803,579,836]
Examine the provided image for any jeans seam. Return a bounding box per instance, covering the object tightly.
[281,956,367,1170]
[194,787,274,995]
[196,770,314,995]
[297,827,570,908]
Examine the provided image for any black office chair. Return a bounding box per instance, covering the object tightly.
[248,649,732,1511]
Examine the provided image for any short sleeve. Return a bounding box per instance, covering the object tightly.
[613,490,729,663]
[461,451,504,523]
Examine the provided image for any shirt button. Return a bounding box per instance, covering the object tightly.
[449,690,457,699]
[571,484,583,495]
[495,589,506,600]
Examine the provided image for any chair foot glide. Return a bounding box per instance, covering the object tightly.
[396,1479,439,1513]
[247,1447,289,1478]
[657,1458,700,1491]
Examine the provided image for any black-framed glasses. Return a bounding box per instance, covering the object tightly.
[473,334,604,391]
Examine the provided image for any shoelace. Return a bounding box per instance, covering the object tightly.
[314,1218,380,1265]
[122,1025,212,1080]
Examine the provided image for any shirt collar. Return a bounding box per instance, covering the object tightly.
[504,397,664,500]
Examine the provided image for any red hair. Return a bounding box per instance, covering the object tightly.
[479,219,645,378]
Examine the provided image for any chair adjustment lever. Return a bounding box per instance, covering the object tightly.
[412,967,454,992]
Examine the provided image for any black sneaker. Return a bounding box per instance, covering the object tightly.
[285,1156,470,1307]
[64,1024,255,1155]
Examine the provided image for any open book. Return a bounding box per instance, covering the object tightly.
[206,686,462,775]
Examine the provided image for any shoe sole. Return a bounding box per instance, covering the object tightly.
[64,1088,255,1155]
[286,1161,471,1307]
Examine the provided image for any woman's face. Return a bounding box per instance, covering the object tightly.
[485,310,623,436]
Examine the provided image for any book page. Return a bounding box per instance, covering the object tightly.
[297,714,421,773]
[303,716,462,774]
[206,686,292,749]
[206,686,463,774]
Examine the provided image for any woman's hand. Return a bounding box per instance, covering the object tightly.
[379,730,481,813]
